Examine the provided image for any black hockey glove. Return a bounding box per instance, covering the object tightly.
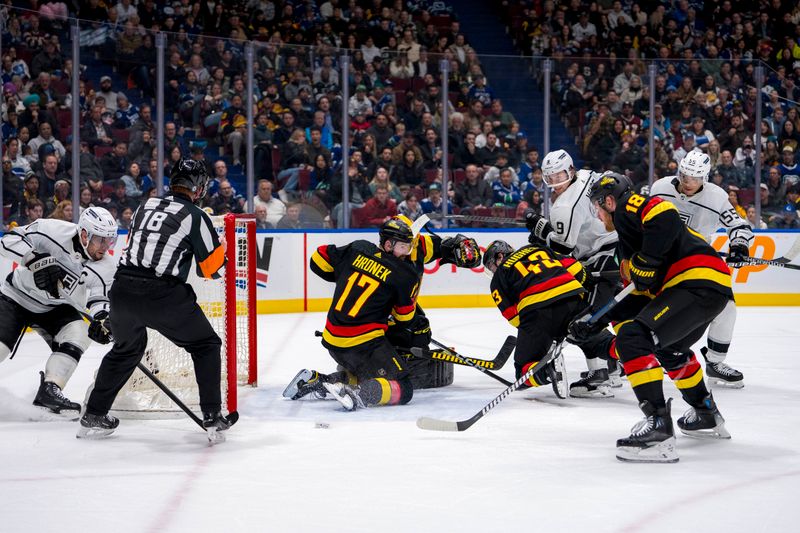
[567,313,608,344]
[440,234,482,268]
[629,253,660,292]
[25,252,66,299]
[88,311,113,344]
[523,209,553,243]
[726,239,750,268]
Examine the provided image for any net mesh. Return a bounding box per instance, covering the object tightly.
[109,215,254,418]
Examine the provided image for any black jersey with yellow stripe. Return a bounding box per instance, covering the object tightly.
[614,191,732,297]
[310,240,420,350]
[408,232,442,274]
[489,244,586,327]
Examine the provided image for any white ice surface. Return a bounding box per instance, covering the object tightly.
[1,307,799,533]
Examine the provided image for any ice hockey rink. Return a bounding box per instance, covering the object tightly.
[1,306,799,533]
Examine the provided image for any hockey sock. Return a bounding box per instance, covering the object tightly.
[622,354,665,408]
[44,351,79,389]
[357,376,413,406]
[519,360,548,388]
[661,352,709,406]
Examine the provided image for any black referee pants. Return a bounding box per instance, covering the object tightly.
[86,273,222,416]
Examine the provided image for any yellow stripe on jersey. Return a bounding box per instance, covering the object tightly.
[612,319,633,335]
[311,250,334,272]
[517,279,584,312]
[628,367,664,388]
[376,378,392,404]
[641,200,677,223]
[661,267,732,291]
[322,328,384,348]
[687,226,707,242]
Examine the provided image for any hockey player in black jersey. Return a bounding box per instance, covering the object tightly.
[79,159,234,440]
[483,239,587,394]
[284,217,424,410]
[570,173,732,463]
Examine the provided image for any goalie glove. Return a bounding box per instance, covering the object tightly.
[88,310,113,344]
[25,252,66,299]
[629,253,660,292]
[726,238,749,268]
[524,209,553,243]
[440,234,481,268]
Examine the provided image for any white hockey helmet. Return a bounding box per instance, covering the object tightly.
[79,206,118,252]
[541,149,575,189]
[678,149,711,182]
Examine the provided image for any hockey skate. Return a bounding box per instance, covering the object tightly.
[580,360,623,387]
[677,395,731,439]
[202,411,238,445]
[282,369,327,400]
[550,350,568,399]
[570,368,614,398]
[701,348,744,389]
[76,412,120,439]
[616,399,679,463]
[33,371,81,414]
[322,382,364,411]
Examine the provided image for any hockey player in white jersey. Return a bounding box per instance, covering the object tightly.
[524,149,621,398]
[0,206,118,413]
[650,150,751,387]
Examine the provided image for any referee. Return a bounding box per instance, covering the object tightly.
[78,159,234,440]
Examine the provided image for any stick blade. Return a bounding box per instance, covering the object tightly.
[492,335,516,368]
[416,416,460,432]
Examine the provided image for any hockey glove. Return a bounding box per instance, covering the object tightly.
[567,313,608,344]
[523,209,553,243]
[726,239,750,268]
[440,234,482,268]
[25,252,66,299]
[88,311,113,344]
[629,253,660,292]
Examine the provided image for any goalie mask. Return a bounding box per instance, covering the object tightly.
[78,206,118,254]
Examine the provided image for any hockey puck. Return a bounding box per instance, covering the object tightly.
[314,422,330,429]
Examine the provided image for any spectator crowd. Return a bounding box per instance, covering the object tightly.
[1,1,799,232]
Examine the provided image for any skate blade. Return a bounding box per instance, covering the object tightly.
[76,426,115,439]
[282,369,313,399]
[616,438,679,463]
[608,376,624,388]
[206,427,227,445]
[33,404,81,421]
[569,386,614,399]
[680,424,731,440]
[322,383,356,411]
[709,378,744,389]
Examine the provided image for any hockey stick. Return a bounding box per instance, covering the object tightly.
[719,252,800,271]
[418,334,515,371]
[60,292,237,431]
[410,336,515,387]
[778,232,800,262]
[416,284,635,432]
[427,213,527,227]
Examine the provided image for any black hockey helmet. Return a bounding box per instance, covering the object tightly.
[588,172,633,206]
[379,217,413,247]
[482,240,514,276]
[169,158,210,199]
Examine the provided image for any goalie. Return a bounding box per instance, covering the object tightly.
[0,207,118,414]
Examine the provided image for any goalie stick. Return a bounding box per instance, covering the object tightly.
[410,335,516,386]
[416,284,636,432]
[60,291,238,434]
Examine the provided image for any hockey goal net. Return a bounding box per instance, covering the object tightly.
[110,213,257,418]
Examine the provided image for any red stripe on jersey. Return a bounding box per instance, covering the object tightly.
[639,197,664,221]
[325,320,388,337]
[560,257,577,267]
[393,303,416,315]
[518,272,576,298]
[501,305,519,320]
[623,354,660,374]
[665,356,702,380]
[317,245,330,261]
[664,254,730,281]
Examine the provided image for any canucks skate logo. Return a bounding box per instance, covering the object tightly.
[678,211,692,226]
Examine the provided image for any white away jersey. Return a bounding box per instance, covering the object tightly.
[548,169,618,262]
[650,177,753,245]
[0,219,117,316]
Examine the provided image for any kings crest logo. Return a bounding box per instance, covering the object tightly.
[678,211,692,226]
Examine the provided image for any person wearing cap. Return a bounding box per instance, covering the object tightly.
[778,144,799,176]
[97,76,119,114]
[420,181,452,226]
[348,84,373,118]
[768,203,800,229]
[733,136,757,175]
[673,133,697,164]
[467,73,495,107]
